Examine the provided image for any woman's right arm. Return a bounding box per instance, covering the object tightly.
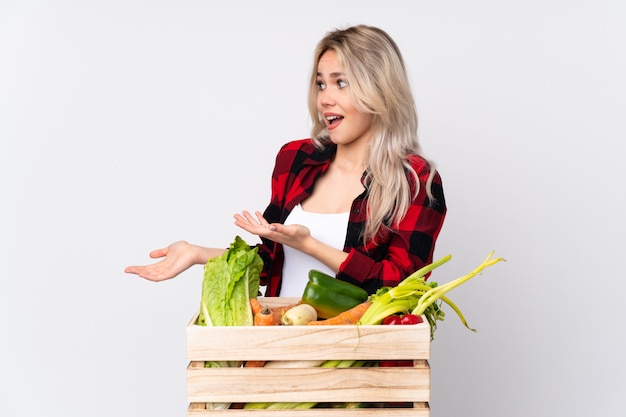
[124,241,225,282]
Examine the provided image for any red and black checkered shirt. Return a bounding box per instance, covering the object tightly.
[258,138,446,296]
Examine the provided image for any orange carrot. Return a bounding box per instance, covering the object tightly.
[254,307,276,326]
[244,360,266,367]
[250,298,264,316]
[269,303,297,324]
[251,299,298,325]
[306,301,372,325]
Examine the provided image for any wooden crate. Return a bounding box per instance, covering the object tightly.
[186,297,431,416]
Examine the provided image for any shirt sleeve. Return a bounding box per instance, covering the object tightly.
[338,168,446,295]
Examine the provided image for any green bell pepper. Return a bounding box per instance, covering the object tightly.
[301,270,369,319]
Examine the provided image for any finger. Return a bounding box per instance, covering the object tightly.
[126,267,157,280]
[124,266,137,274]
[234,213,258,229]
[254,211,270,226]
[149,248,167,259]
[138,264,172,281]
[234,216,262,234]
[244,210,261,224]
[235,210,255,224]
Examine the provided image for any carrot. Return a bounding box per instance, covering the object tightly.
[269,303,297,324]
[244,360,266,367]
[306,301,372,325]
[251,299,298,325]
[254,307,276,326]
[250,298,264,316]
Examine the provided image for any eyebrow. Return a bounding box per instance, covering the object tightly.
[316,72,345,78]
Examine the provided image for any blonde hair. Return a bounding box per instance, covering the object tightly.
[308,25,436,244]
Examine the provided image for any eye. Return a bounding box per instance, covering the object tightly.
[316,80,326,90]
[337,79,348,89]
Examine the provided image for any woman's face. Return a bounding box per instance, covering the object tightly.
[316,50,374,147]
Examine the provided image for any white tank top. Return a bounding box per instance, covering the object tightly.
[280,204,350,297]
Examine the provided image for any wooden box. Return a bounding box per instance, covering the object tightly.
[186,297,431,416]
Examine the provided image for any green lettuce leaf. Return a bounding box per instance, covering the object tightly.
[198,236,262,327]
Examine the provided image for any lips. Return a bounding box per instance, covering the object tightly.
[325,113,344,130]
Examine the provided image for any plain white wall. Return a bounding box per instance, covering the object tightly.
[1,1,624,416]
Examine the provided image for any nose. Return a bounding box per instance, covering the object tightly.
[318,87,335,108]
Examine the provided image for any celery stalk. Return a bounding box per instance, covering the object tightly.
[359,252,505,339]
[413,251,505,316]
[438,294,474,332]
[399,254,452,285]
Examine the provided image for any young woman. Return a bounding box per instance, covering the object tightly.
[125,25,446,297]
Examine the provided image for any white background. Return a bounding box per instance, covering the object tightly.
[1,1,625,416]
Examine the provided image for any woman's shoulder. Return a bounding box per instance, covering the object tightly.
[407,154,430,174]
[407,154,443,183]
[278,138,317,154]
[275,138,335,163]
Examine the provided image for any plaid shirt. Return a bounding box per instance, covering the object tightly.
[258,138,446,296]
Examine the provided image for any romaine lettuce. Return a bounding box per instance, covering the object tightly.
[198,236,262,327]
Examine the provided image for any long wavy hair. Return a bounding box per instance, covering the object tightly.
[308,25,436,244]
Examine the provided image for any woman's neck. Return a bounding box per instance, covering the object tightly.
[333,140,369,175]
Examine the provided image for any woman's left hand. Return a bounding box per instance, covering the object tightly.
[234,210,311,251]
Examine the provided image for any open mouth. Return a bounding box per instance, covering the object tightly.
[326,115,344,127]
